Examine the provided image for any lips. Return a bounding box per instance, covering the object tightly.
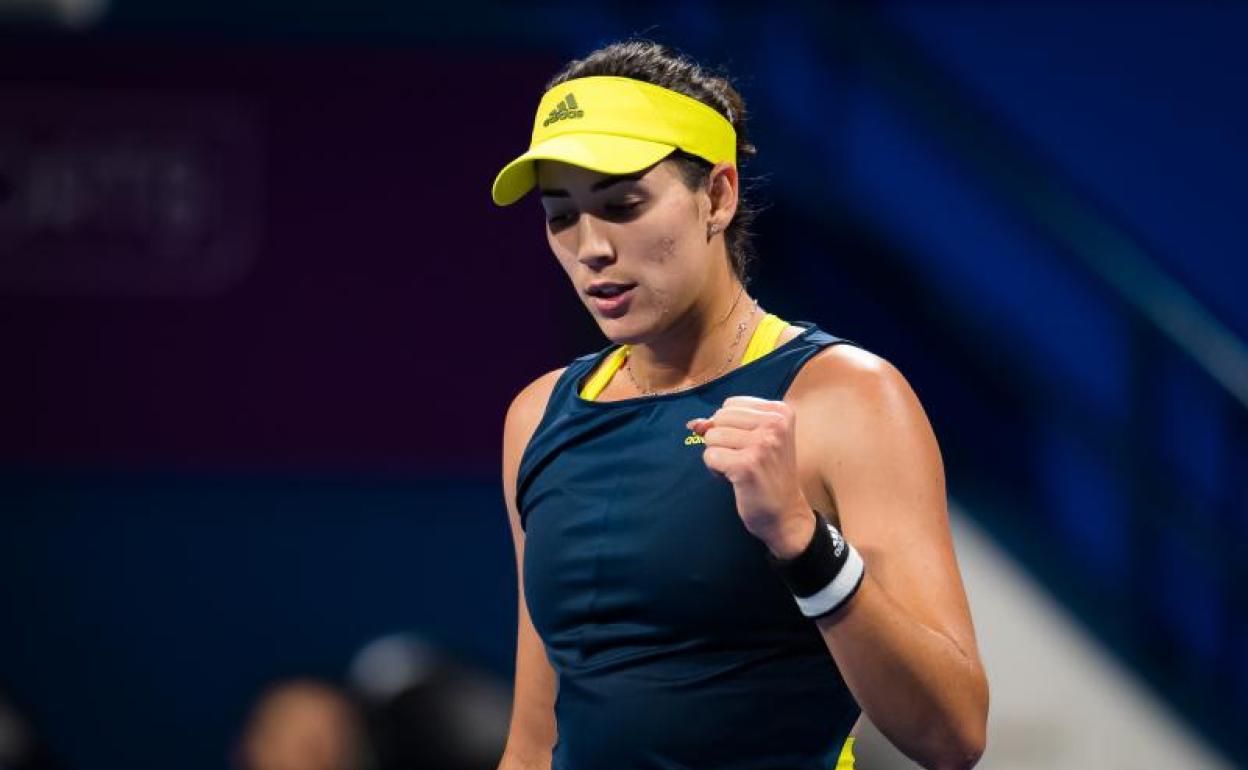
[586,281,637,298]
[587,283,637,317]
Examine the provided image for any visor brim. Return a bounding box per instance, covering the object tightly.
[491,133,676,206]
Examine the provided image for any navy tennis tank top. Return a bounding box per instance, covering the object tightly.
[517,321,862,770]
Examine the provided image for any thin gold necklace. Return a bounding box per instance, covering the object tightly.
[623,295,760,397]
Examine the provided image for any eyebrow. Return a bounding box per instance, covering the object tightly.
[538,172,646,198]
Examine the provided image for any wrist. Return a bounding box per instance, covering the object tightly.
[764,509,866,620]
[764,507,819,561]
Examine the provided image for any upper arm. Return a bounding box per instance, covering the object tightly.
[790,345,981,664]
[500,367,565,763]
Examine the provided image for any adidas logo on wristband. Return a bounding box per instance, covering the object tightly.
[765,511,866,620]
[829,524,846,557]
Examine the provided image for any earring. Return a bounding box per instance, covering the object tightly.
[708,223,721,236]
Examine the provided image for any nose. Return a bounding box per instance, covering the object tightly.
[574,213,615,270]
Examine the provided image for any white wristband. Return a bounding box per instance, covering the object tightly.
[793,544,865,619]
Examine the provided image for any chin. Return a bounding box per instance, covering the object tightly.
[595,315,651,346]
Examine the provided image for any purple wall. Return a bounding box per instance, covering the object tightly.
[1,42,574,475]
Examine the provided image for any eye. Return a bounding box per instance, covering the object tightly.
[546,211,575,228]
[604,199,643,219]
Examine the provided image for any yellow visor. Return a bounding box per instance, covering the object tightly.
[491,75,737,206]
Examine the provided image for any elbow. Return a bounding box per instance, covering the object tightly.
[935,666,988,770]
[925,717,986,770]
[905,722,985,770]
[915,692,987,770]
[877,665,990,770]
[497,748,553,770]
[931,740,984,770]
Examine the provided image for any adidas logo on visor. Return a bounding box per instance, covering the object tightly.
[542,93,584,127]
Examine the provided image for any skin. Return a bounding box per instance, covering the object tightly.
[536,156,751,392]
[238,679,366,770]
[497,154,988,770]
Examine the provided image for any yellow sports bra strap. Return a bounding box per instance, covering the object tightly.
[579,345,629,401]
[578,313,790,400]
[836,736,856,769]
[741,313,789,365]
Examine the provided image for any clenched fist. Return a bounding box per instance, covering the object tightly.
[687,395,817,559]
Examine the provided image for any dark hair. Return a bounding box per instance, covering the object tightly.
[546,39,761,285]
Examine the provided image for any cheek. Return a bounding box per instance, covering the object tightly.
[546,232,577,274]
[545,227,563,256]
[556,255,579,285]
[645,210,695,265]
[639,228,700,308]
[646,215,703,281]
[656,234,678,262]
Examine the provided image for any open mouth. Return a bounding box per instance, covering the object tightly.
[587,282,637,298]
[587,283,637,316]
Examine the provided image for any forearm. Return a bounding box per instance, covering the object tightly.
[498,706,555,770]
[496,747,552,770]
[815,572,987,770]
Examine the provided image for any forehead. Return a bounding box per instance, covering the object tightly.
[535,158,674,194]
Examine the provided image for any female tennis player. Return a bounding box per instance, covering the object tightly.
[495,40,988,770]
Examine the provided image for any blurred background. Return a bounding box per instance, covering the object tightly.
[0,1,1244,768]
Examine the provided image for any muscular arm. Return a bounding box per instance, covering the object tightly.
[785,346,989,770]
[497,368,565,770]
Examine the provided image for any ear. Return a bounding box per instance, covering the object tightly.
[705,162,739,235]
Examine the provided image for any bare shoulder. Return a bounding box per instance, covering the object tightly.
[773,322,901,393]
[784,340,939,488]
[787,340,916,409]
[505,367,568,438]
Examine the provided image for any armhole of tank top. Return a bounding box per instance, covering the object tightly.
[516,359,593,506]
[577,313,791,401]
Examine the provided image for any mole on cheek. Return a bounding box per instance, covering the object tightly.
[657,235,677,262]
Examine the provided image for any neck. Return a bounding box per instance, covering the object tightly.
[626,277,761,393]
